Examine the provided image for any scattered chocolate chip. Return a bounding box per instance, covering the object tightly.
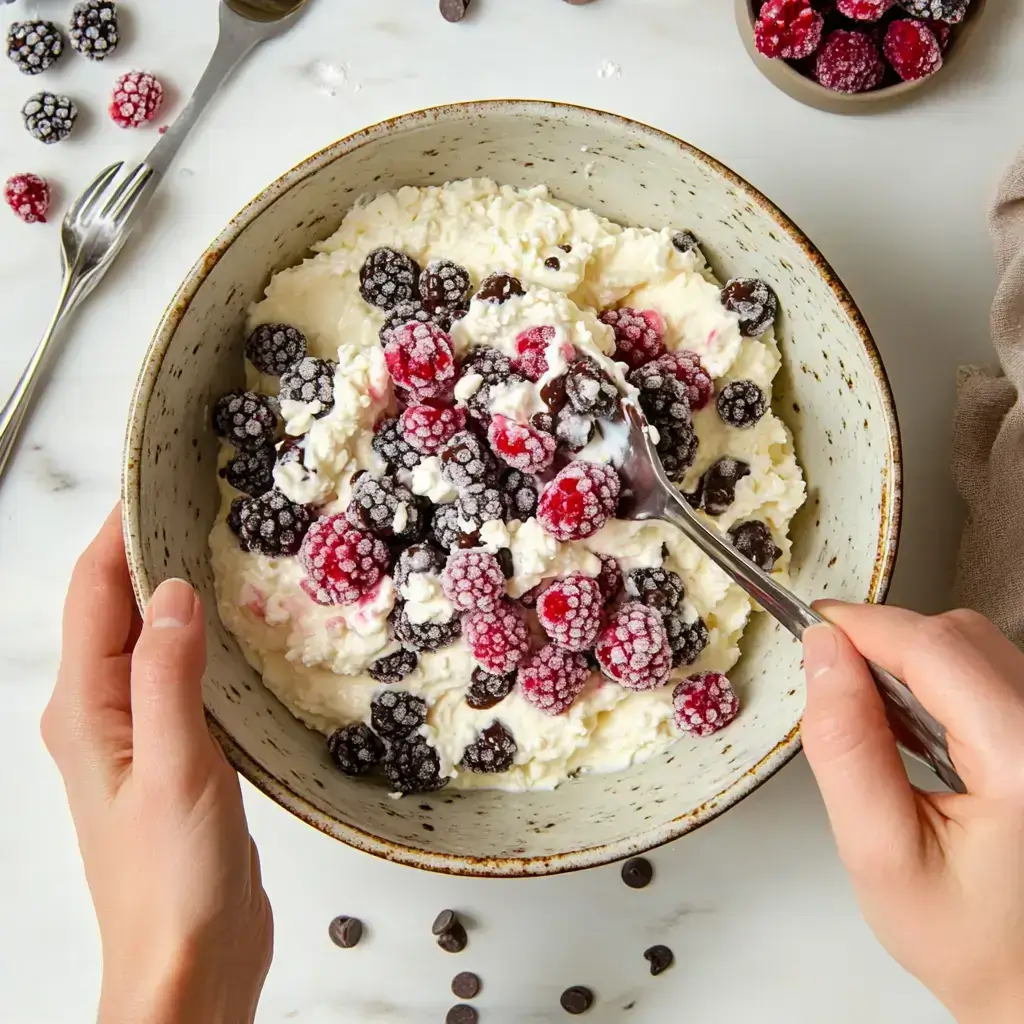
[446,1006,478,1024]
[544,256,561,271]
[452,972,482,999]
[560,986,594,1014]
[432,909,459,936]
[559,243,573,252]
[644,945,674,976]
[328,916,363,949]
[621,858,653,889]
[438,921,469,953]
[439,0,470,22]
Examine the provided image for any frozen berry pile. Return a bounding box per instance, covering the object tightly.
[752,0,975,94]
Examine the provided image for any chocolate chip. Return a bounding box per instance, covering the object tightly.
[452,972,482,999]
[559,243,573,252]
[446,1006,478,1024]
[432,909,459,936]
[620,858,653,889]
[439,0,470,22]
[328,915,363,948]
[544,256,561,271]
[437,921,468,953]
[560,986,594,1014]
[644,945,674,976]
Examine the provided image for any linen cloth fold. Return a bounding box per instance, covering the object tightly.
[952,146,1024,646]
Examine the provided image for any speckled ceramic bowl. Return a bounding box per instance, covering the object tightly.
[123,101,901,877]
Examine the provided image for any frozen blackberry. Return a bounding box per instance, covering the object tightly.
[699,457,751,516]
[230,490,312,557]
[7,20,63,74]
[717,380,767,429]
[368,648,419,685]
[466,668,516,710]
[21,92,78,144]
[721,278,778,337]
[226,497,245,539]
[279,357,336,410]
[393,543,446,589]
[897,0,969,22]
[393,602,463,652]
[245,323,306,376]
[626,567,684,614]
[221,443,275,496]
[461,348,525,423]
[553,409,595,453]
[213,391,279,450]
[440,431,498,489]
[456,486,507,529]
[419,259,472,309]
[370,688,428,738]
[628,361,692,431]
[565,358,619,418]
[500,468,538,520]
[475,271,525,303]
[69,0,119,59]
[345,472,422,541]
[383,734,447,794]
[656,421,699,482]
[372,418,421,473]
[664,614,710,668]
[460,722,517,774]
[359,247,420,309]
[430,504,464,551]
[327,724,384,776]
[672,230,700,254]
[729,520,782,572]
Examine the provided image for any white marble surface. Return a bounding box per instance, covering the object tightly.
[2,0,1023,1020]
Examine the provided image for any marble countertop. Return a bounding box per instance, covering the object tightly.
[2,1,1023,1021]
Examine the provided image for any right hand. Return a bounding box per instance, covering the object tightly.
[802,603,1024,1024]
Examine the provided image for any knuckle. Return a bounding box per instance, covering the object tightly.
[914,609,986,651]
[39,698,64,758]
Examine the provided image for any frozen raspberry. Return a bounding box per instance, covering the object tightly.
[672,230,700,254]
[595,603,673,691]
[69,0,119,60]
[487,414,557,474]
[371,689,427,737]
[3,173,50,224]
[279,357,336,411]
[815,29,887,92]
[368,648,418,685]
[518,645,591,715]
[465,600,530,675]
[922,18,953,49]
[230,490,312,557]
[475,272,525,303]
[360,247,420,309]
[245,323,306,376]
[600,308,667,370]
[698,457,751,516]
[441,550,507,612]
[673,672,740,737]
[897,0,969,22]
[655,351,714,411]
[400,403,466,455]
[456,486,507,531]
[419,259,471,309]
[837,0,896,18]
[565,358,620,418]
[460,722,517,774]
[595,554,623,604]
[345,472,422,542]
[372,418,421,473]
[385,322,457,400]
[754,0,825,59]
[392,543,446,589]
[466,667,516,710]
[109,71,164,128]
[664,614,710,668]
[383,735,447,793]
[22,91,77,144]
[729,520,782,572]
[213,391,279,449]
[717,380,767,428]
[537,573,603,652]
[721,278,779,337]
[513,325,556,381]
[538,462,620,542]
[392,603,462,652]
[299,516,389,605]
[7,20,64,75]
[883,19,943,80]
[625,567,684,614]
[500,468,539,520]
[440,430,498,489]
[327,724,385,776]
[221,443,275,497]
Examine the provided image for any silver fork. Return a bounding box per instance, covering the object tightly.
[616,401,966,794]
[0,0,311,482]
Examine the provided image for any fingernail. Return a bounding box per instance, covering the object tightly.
[803,623,838,680]
[147,578,196,629]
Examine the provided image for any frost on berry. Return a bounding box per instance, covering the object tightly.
[896,0,969,23]
[518,644,591,716]
[368,648,418,685]
[512,325,556,381]
[440,430,498,489]
[344,472,423,542]
[815,29,887,93]
[371,688,428,738]
[245,323,306,376]
[721,278,779,337]
[536,572,603,652]
[836,0,897,19]
[595,603,673,691]
[625,567,684,614]
[373,418,421,473]
[599,307,667,370]
[392,603,462,652]
[460,722,517,773]
[327,724,384,776]
[716,380,767,429]
[487,414,556,474]
[384,321,457,399]
[392,543,446,590]
[656,351,714,411]
[537,462,620,542]
[213,391,279,449]
[109,70,164,129]
[440,550,507,612]
[299,515,389,606]
[419,258,471,309]
[359,247,420,309]
[883,19,943,81]
[595,554,623,604]
[754,0,825,60]
[230,490,312,557]
[466,667,516,710]
[464,600,530,676]
[400,403,466,455]
[3,173,50,224]
[673,672,740,737]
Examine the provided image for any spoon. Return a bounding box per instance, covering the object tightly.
[614,400,966,794]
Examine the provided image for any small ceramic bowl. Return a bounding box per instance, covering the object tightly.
[123,101,901,877]
[735,0,989,115]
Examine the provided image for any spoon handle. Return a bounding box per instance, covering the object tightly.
[659,494,966,794]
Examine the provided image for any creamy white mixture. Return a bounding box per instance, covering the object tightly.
[210,179,806,792]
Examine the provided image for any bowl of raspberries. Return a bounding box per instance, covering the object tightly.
[736,0,988,112]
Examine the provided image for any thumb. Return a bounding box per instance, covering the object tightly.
[801,623,923,874]
[130,578,211,773]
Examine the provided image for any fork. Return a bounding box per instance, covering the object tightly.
[615,401,966,794]
[0,0,311,483]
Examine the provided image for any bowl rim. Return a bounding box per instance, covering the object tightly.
[122,99,903,878]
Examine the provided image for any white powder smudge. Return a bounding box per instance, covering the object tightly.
[301,59,350,98]
[597,60,622,80]
[584,162,596,179]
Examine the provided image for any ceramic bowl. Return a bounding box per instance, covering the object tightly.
[123,101,901,877]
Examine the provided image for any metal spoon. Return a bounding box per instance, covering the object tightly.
[615,400,966,794]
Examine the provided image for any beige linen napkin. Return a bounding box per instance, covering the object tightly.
[952,146,1024,646]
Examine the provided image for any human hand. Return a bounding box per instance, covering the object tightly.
[802,604,1024,1024]
[42,508,273,1024]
